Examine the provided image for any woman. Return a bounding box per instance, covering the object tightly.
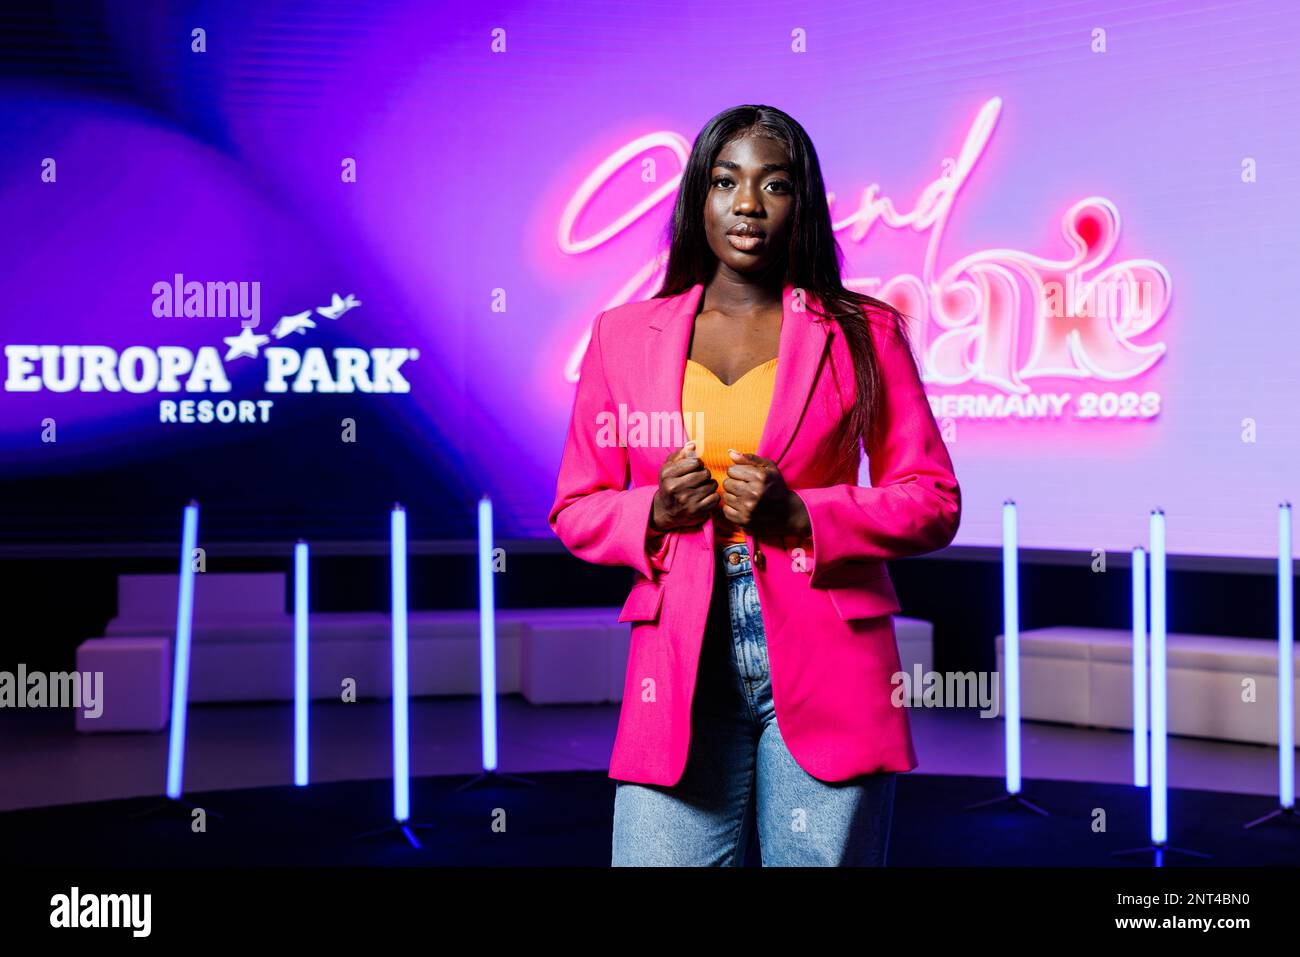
[549,104,961,866]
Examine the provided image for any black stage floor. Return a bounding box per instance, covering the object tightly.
[3,772,1297,867]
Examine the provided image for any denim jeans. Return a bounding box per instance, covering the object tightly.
[612,541,897,866]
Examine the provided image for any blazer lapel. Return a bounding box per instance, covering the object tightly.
[758,284,831,465]
[644,281,830,465]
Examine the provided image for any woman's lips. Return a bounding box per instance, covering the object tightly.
[725,233,764,252]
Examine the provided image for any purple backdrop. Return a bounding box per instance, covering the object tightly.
[1,0,1297,556]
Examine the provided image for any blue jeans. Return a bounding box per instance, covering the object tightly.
[612,542,897,866]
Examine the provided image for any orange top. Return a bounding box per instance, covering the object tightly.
[681,357,779,545]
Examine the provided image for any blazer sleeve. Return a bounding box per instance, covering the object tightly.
[548,310,672,580]
[795,312,961,586]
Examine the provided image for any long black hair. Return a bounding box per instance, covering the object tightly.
[656,103,914,469]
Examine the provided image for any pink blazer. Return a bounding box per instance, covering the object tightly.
[549,282,961,785]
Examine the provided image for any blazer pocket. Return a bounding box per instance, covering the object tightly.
[821,563,903,620]
[617,578,665,623]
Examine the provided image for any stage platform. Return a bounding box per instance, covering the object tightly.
[2,770,1296,867]
[3,700,1296,866]
[1,697,1288,812]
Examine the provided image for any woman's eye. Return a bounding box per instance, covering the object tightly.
[712,176,792,192]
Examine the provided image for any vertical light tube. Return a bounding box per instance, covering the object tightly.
[294,539,310,787]
[1150,509,1167,845]
[1280,502,1294,810]
[478,495,499,772]
[1132,546,1148,788]
[1003,499,1021,795]
[165,501,200,800]
[391,504,410,823]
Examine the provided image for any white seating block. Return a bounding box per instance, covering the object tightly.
[74,637,172,732]
[997,626,1300,746]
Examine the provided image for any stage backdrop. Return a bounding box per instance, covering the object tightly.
[1,0,1297,556]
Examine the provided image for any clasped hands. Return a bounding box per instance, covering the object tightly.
[649,441,811,537]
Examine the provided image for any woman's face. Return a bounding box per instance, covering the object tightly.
[703,132,794,278]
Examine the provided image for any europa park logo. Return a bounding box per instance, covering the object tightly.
[3,276,419,425]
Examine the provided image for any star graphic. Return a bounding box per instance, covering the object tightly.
[222,325,271,360]
[271,310,317,339]
[316,292,362,320]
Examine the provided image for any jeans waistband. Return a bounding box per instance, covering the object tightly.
[719,542,752,577]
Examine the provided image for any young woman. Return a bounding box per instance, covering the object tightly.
[549,104,961,866]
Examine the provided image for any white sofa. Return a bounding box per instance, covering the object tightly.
[996,626,1300,746]
[81,573,937,728]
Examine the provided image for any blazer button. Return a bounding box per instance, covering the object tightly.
[753,550,766,570]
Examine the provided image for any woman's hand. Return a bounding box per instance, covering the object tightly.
[650,442,720,532]
[722,450,812,537]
